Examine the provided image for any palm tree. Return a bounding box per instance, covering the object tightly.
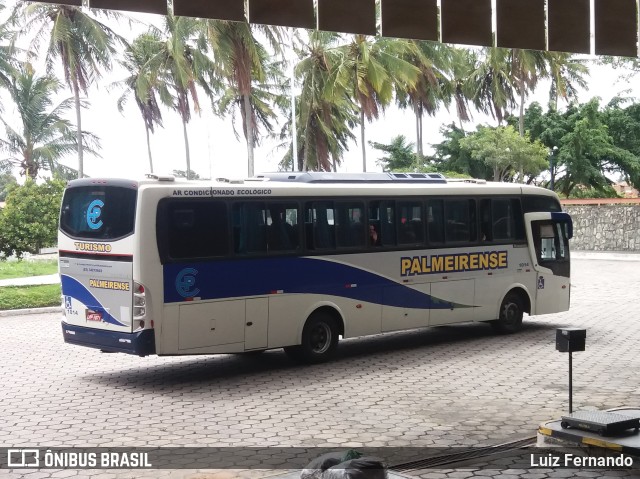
[14,3,124,178]
[202,21,285,177]
[341,35,419,171]
[286,31,357,172]
[509,49,548,136]
[0,1,20,93]
[447,47,477,132]
[468,47,516,126]
[395,41,450,160]
[151,15,215,180]
[0,67,98,179]
[546,52,589,110]
[113,33,165,174]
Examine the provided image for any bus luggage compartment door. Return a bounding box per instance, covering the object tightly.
[245,298,268,350]
[178,300,245,350]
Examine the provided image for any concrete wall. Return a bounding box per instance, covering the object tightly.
[563,204,640,251]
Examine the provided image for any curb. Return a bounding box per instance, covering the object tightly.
[0,306,62,317]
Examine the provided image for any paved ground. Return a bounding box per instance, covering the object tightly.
[1,257,640,478]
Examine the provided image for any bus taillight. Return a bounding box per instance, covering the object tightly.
[133,281,147,321]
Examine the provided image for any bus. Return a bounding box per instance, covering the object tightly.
[58,172,572,363]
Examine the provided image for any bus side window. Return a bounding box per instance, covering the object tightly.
[305,202,335,250]
[398,201,424,245]
[445,199,471,243]
[369,200,396,247]
[480,199,492,241]
[165,200,228,261]
[336,202,365,248]
[267,202,299,252]
[233,202,267,254]
[427,199,444,244]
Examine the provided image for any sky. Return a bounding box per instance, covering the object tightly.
[3,3,640,182]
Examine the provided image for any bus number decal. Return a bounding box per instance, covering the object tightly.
[176,268,200,298]
[86,199,104,230]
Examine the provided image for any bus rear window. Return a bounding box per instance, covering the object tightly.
[60,186,137,240]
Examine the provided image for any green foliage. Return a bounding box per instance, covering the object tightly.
[568,186,620,199]
[0,259,57,279]
[0,284,61,310]
[522,98,640,195]
[0,178,65,259]
[459,125,548,181]
[173,169,201,179]
[0,171,18,201]
[429,123,493,179]
[370,135,418,171]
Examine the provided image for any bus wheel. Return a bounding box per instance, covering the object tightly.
[491,292,524,334]
[285,312,339,363]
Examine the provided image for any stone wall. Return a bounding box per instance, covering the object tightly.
[563,204,640,251]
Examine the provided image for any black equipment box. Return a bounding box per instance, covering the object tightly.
[556,328,586,352]
[560,411,640,436]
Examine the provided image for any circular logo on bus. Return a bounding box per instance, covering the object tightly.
[176,268,200,298]
[86,199,104,230]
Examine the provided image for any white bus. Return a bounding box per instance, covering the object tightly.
[58,172,572,362]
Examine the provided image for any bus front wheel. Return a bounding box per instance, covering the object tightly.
[491,292,524,334]
[284,312,339,363]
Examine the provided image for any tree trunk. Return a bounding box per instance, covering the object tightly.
[182,117,191,180]
[243,94,255,177]
[145,124,154,174]
[415,110,420,159]
[494,167,500,182]
[360,110,366,172]
[73,80,84,179]
[519,77,525,137]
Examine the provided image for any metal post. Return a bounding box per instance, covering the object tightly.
[569,351,573,414]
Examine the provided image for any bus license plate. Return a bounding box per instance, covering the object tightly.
[86,310,103,322]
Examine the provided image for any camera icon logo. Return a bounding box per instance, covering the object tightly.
[7,449,40,468]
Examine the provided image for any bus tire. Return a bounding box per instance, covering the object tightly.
[285,312,339,363]
[491,292,524,334]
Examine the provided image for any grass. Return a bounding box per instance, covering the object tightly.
[0,259,58,280]
[0,284,61,311]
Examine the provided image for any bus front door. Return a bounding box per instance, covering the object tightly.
[525,212,572,315]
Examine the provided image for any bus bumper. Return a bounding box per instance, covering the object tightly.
[61,322,156,356]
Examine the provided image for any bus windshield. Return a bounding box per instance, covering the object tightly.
[60,185,137,240]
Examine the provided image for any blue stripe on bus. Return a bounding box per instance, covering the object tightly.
[162,257,465,309]
[60,275,127,327]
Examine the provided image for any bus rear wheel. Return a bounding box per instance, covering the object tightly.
[491,292,524,334]
[284,312,339,363]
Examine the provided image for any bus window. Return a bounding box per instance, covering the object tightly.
[166,200,228,260]
[233,202,267,254]
[480,199,492,241]
[336,201,365,248]
[492,198,514,241]
[369,200,396,247]
[398,201,424,245]
[445,199,475,243]
[427,199,444,244]
[266,202,299,252]
[305,201,336,250]
[522,195,561,212]
[60,186,137,240]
